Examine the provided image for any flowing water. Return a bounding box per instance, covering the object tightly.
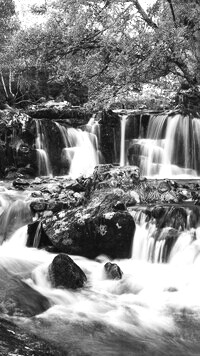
[121,113,200,178]
[120,115,127,166]
[56,121,101,178]
[1,189,200,354]
[35,120,52,176]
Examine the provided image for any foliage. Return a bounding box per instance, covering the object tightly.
[1,0,200,108]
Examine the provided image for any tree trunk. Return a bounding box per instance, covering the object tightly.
[0,71,8,99]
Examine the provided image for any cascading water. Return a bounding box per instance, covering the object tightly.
[56,119,101,178]
[126,113,200,178]
[1,187,200,355]
[120,115,127,166]
[35,119,52,176]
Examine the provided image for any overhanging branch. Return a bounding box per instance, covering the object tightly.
[132,0,158,29]
[166,0,177,27]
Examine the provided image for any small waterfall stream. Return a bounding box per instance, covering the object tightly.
[35,120,52,176]
[56,120,101,178]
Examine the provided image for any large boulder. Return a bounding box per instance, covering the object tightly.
[48,253,87,289]
[43,209,135,259]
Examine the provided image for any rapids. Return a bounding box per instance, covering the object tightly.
[1,190,200,355]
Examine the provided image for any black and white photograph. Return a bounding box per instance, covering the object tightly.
[0,0,200,355]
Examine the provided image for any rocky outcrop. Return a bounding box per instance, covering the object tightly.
[48,253,87,289]
[20,164,200,259]
[26,101,91,126]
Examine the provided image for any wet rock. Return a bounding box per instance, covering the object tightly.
[34,177,42,184]
[177,188,192,201]
[47,200,64,213]
[0,317,63,356]
[104,262,123,280]
[127,143,141,167]
[98,110,121,163]
[27,221,53,248]
[157,207,188,230]
[113,201,126,211]
[17,166,36,178]
[30,199,47,212]
[189,207,200,228]
[44,210,135,259]
[0,274,50,317]
[158,181,171,193]
[91,165,141,193]
[151,206,166,220]
[31,190,43,198]
[160,191,179,204]
[48,253,87,289]
[13,178,30,188]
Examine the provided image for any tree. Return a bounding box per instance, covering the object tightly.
[0,0,19,104]
[9,0,200,107]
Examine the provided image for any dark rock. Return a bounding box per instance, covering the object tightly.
[17,166,36,178]
[99,110,121,163]
[44,210,135,259]
[13,178,30,188]
[30,199,47,212]
[31,190,43,198]
[157,207,188,230]
[48,253,87,289]
[127,143,141,167]
[189,206,200,228]
[158,181,171,193]
[0,317,63,356]
[151,206,166,220]
[104,262,123,280]
[27,221,53,248]
[113,201,126,211]
[0,267,50,317]
[47,200,64,213]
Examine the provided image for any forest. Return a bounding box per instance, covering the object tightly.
[0,0,200,110]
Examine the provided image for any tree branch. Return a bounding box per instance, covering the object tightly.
[166,0,177,27]
[132,0,158,29]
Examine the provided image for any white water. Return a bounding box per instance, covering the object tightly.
[0,214,200,353]
[56,121,101,178]
[120,115,127,166]
[126,114,200,178]
[35,120,52,176]
[1,189,200,354]
[2,222,200,355]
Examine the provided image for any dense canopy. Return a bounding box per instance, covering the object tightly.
[0,0,200,108]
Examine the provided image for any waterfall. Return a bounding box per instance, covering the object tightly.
[56,119,101,178]
[127,114,200,178]
[35,120,52,176]
[120,115,127,166]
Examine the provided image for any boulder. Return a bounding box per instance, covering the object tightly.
[0,272,50,317]
[43,210,135,259]
[48,253,87,289]
[104,262,123,280]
